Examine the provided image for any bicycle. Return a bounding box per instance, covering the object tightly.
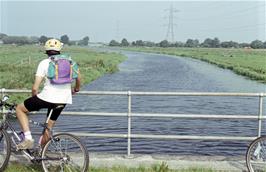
[246,136,266,172]
[0,94,89,172]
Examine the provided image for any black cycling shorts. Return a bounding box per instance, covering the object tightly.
[24,95,66,121]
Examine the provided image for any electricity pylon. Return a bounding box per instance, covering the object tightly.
[165,3,179,43]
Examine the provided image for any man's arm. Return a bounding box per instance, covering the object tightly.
[32,76,44,96]
[74,70,81,92]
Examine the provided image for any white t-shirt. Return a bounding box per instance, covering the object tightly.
[36,58,72,104]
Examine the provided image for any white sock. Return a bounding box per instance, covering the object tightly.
[24,131,33,140]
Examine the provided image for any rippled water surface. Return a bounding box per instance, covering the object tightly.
[31,51,266,156]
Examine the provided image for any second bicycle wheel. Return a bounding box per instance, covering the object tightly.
[41,133,89,172]
[246,136,266,172]
[0,129,11,171]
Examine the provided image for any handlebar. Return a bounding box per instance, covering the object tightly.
[0,101,17,110]
[0,94,17,112]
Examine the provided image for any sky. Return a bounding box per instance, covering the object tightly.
[0,0,265,43]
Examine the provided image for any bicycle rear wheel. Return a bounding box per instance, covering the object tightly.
[41,133,89,172]
[246,136,266,172]
[0,129,11,171]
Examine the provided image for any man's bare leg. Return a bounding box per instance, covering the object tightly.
[40,120,56,146]
[16,103,34,149]
[16,103,30,132]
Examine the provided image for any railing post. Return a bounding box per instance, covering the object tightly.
[1,88,5,118]
[1,88,5,99]
[257,93,264,137]
[127,91,132,158]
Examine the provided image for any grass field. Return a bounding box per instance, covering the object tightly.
[0,45,126,102]
[123,47,266,83]
[6,162,216,172]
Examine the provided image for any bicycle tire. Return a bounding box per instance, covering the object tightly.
[246,136,266,172]
[0,129,11,171]
[41,133,89,172]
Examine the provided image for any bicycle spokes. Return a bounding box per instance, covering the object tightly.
[41,133,88,172]
[247,137,266,172]
[0,130,11,171]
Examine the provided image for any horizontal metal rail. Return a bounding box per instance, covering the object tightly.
[28,132,256,141]
[2,89,266,97]
[67,132,257,141]
[58,111,265,119]
[79,91,266,97]
[1,88,265,157]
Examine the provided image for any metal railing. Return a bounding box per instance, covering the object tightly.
[1,88,266,156]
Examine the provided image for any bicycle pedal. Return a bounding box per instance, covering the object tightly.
[28,148,40,154]
[31,158,42,164]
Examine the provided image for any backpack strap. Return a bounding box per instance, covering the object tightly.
[55,63,59,80]
[70,64,73,79]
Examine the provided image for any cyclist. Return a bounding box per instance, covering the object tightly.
[16,38,81,149]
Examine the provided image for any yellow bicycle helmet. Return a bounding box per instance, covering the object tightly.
[44,39,63,51]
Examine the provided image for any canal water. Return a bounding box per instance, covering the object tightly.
[33,51,266,156]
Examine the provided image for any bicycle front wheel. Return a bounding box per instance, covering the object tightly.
[41,133,89,172]
[246,136,266,172]
[0,129,11,171]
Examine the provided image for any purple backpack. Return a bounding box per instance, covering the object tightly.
[47,54,78,84]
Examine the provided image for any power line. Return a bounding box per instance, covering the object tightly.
[179,4,264,22]
[196,23,265,32]
[176,3,265,34]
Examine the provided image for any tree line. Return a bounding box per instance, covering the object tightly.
[109,37,266,49]
[1,33,265,49]
[0,33,89,46]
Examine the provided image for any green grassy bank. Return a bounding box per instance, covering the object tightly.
[0,45,126,101]
[6,162,216,172]
[124,47,266,83]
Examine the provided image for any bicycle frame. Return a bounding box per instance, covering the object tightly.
[1,108,62,162]
[1,95,89,172]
